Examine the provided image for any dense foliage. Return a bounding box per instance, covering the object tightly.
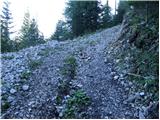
[108,2,158,118]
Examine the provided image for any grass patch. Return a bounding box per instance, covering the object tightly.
[2,55,14,60]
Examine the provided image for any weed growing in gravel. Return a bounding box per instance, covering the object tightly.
[28,59,42,70]
[60,56,77,79]
[67,90,90,107]
[20,70,31,80]
[64,90,91,118]
[56,95,63,105]
[64,107,75,119]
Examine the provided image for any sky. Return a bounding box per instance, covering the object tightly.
[0,0,118,39]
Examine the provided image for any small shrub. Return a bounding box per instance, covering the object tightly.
[64,90,91,118]
[67,90,90,108]
[64,107,75,119]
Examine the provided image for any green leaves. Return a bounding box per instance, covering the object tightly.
[64,90,91,118]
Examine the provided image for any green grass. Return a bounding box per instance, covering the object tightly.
[2,55,14,60]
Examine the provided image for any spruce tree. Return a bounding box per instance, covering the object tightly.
[114,1,129,24]
[64,1,101,37]
[20,12,44,48]
[51,20,73,41]
[101,0,112,28]
[1,0,14,52]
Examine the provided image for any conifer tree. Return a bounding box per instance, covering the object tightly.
[1,0,14,52]
[64,1,101,37]
[20,12,44,48]
[101,0,112,28]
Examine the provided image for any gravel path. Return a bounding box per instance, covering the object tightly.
[1,25,136,118]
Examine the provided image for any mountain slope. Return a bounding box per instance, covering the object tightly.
[1,25,140,118]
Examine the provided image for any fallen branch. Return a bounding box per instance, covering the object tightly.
[127,73,145,78]
[127,73,155,80]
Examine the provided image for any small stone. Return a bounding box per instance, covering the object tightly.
[111,72,116,76]
[125,111,131,116]
[139,110,145,119]
[104,58,108,63]
[128,82,133,86]
[121,81,125,85]
[139,92,145,96]
[125,87,129,91]
[15,112,19,115]
[28,108,32,112]
[105,116,109,119]
[59,112,63,117]
[10,88,17,94]
[77,84,83,88]
[109,111,112,115]
[22,85,29,91]
[120,74,123,77]
[125,93,140,103]
[116,59,120,63]
[28,101,35,106]
[107,111,112,116]
[113,75,119,80]
[7,96,14,102]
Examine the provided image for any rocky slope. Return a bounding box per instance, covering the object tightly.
[0,23,157,118]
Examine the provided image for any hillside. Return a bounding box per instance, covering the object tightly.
[1,18,158,119]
